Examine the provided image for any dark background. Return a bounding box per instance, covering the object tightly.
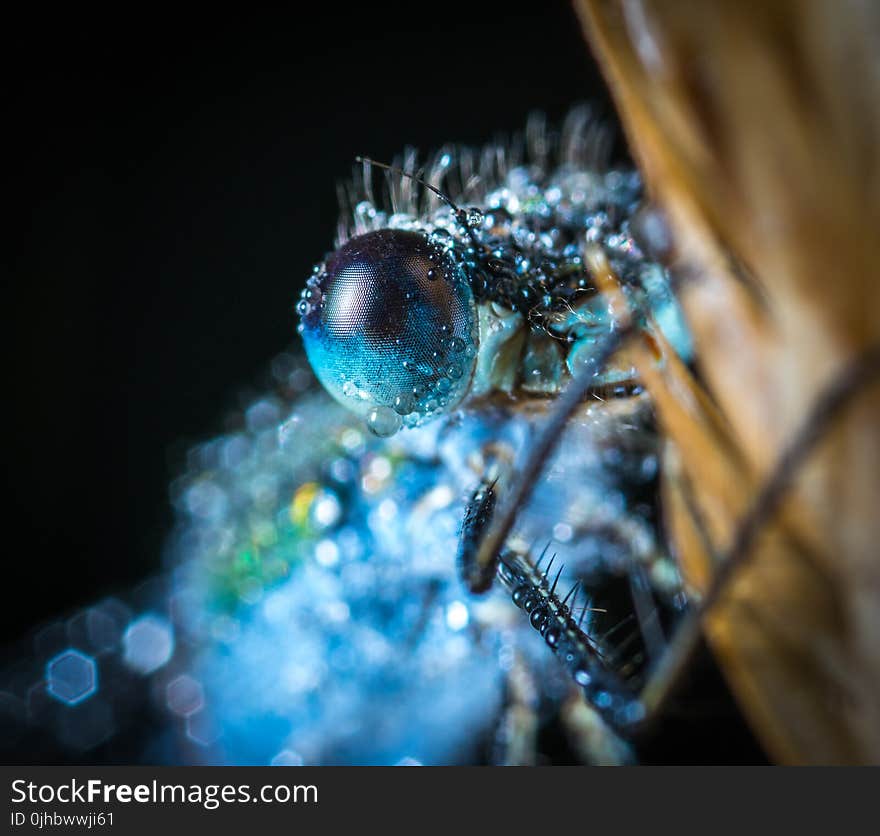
[4,4,612,645]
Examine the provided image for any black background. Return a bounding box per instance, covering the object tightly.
[5,3,612,645]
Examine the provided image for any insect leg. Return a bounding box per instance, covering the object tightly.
[457,478,498,593]
[472,323,636,579]
[497,550,645,730]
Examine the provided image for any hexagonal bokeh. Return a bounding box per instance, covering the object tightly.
[165,674,204,717]
[185,708,220,747]
[45,649,98,706]
[122,615,174,675]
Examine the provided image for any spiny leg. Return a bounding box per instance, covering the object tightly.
[497,549,646,730]
[453,326,667,731]
[490,334,880,740]
[457,478,499,593]
[459,230,880,739]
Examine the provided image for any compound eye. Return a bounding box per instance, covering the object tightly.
[298,229,478,436]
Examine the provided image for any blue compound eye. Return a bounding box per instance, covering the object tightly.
[298,229,478,436]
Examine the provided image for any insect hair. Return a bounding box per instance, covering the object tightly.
[335,105,613,246]
[354,155,486,253]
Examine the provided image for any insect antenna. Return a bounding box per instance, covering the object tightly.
[355,156,486,249]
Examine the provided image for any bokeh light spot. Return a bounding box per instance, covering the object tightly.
[46,649,97,706]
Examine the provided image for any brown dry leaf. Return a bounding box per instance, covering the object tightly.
[576,0,880,763]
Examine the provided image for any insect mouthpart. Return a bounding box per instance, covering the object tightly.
[298,228,479,436]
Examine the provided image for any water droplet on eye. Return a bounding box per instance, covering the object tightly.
[446,363,462,379]
[435,378,451,394]
[393,393,415,415]
[366,406,402,437]
[426,268,437,281]
[448,337,466,353]
[296,300,310,316]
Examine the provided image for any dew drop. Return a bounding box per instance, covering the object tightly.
[465,207,484,228]
[393,393,415,415]
[365,406,402,438]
